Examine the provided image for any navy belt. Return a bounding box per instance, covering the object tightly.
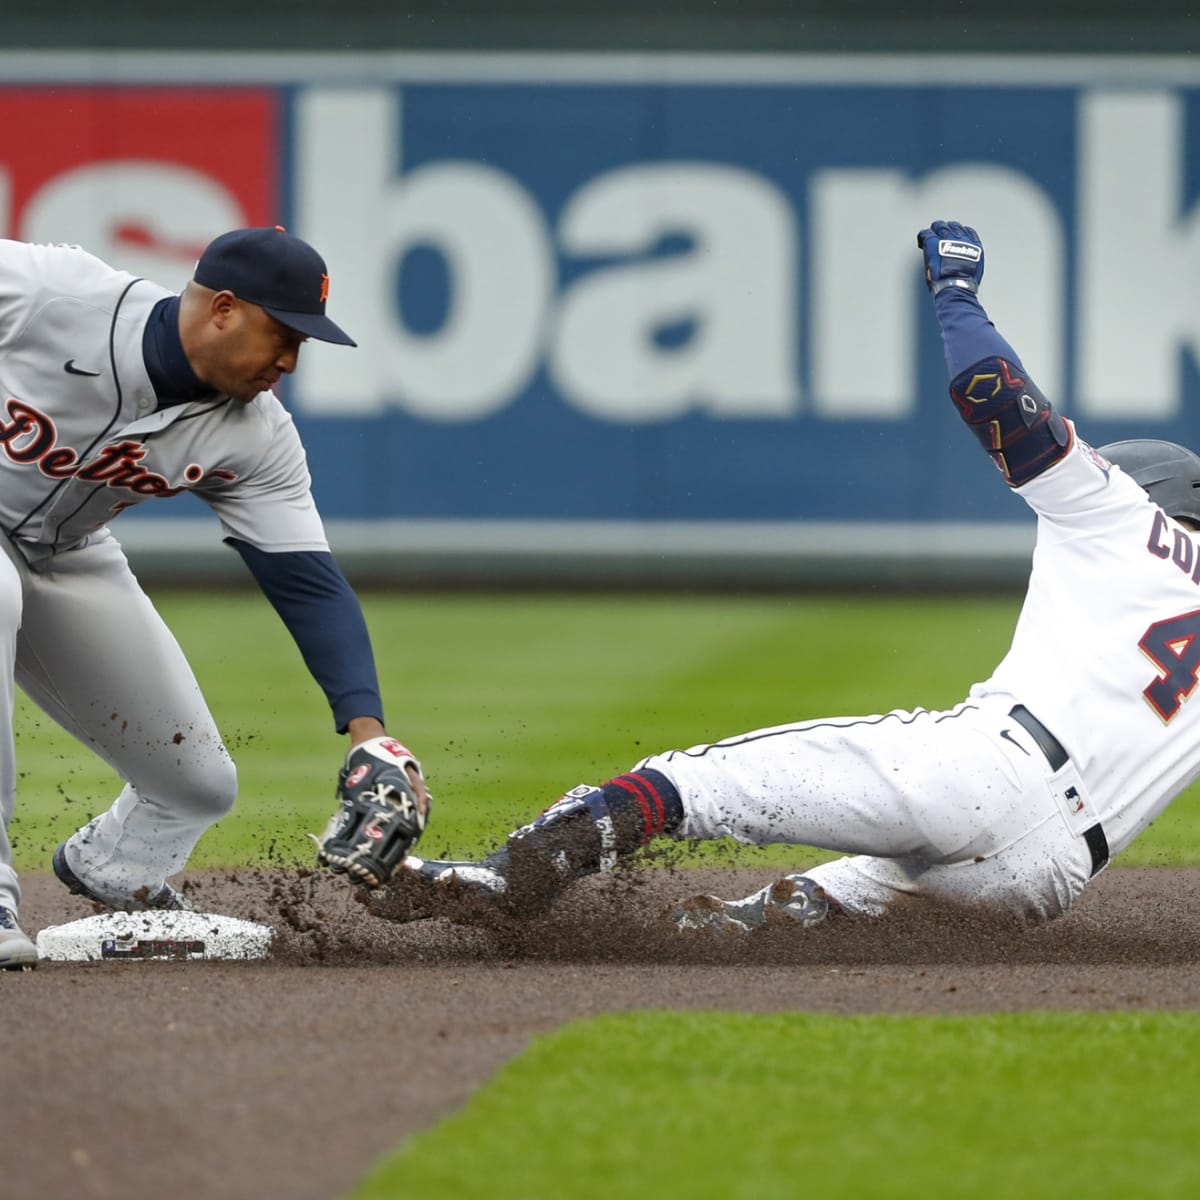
[1008,705,1109,877]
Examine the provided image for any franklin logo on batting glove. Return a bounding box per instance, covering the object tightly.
[938,239,983,262]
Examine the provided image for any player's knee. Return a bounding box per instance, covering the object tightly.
[178,754,238,820]
[0,557,22,633]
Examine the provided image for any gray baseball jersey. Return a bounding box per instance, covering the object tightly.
[0,239,356,913]
[0,239,328,562]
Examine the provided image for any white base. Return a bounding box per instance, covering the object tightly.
[36,910,274,962]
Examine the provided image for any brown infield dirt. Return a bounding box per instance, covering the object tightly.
[5,862,1200,1199]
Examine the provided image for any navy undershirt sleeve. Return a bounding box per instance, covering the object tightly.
[229,539,384,734]
[934,287,1026,379]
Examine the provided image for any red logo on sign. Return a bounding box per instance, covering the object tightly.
[0,87,277,279]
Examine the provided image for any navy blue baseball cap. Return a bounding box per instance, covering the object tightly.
[193,226,356,346]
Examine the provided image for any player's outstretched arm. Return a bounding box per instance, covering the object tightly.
[228,540,433,885]
[918,220,1070,487]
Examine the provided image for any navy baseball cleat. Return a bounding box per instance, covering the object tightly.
[671,874,830,934]
[52,843,192,912]
[0,906,38,969]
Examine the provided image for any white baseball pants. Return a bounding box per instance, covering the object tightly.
[640,696,1098,922]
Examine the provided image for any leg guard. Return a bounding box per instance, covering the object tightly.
[504,769,683,914]
[949,356,1071,487]
[372,770,685,922]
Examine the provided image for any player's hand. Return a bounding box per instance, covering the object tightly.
[312,736,431,888]
[342,717,431,815]
[917,220,984,295]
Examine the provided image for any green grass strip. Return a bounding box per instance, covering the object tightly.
[10,591,1200,868]
[356,1009,1200,1200]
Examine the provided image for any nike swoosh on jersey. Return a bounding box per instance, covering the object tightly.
[63,359,102,377]
[999,728,1030,756]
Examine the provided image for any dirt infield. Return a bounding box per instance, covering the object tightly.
[6,865,1200,1199]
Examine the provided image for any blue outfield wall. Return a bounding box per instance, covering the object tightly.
[3,53,1200,579]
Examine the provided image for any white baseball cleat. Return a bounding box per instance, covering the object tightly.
[672,874,830,934]
[401,853,509,897]
[0,906,38,969]
[360,850,511,923]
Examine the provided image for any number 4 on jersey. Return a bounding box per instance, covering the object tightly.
[1140,609,1200,721]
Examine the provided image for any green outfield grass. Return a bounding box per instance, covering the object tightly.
[356,1010,1200,1200]
[15,590,1199,1199]
[9,589,1200,868]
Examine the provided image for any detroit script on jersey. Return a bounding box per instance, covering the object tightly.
[0,398,237,498]
[0,239,328,556]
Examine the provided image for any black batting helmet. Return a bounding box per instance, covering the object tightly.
[1098,439,1200,525]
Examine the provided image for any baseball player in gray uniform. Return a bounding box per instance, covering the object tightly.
[0,226,429,968]
[336,219,1200,936]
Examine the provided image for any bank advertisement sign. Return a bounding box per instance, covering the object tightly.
[0,57,1197,529]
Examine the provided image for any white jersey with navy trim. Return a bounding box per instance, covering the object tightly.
[637,230,1200,926]
[975,429,1200,855]
[640,430,1200,922]
[0,238,328,560]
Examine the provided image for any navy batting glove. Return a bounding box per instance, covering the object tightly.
[917,220,984,295]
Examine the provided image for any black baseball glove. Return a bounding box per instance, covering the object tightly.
[313,737,429,888]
